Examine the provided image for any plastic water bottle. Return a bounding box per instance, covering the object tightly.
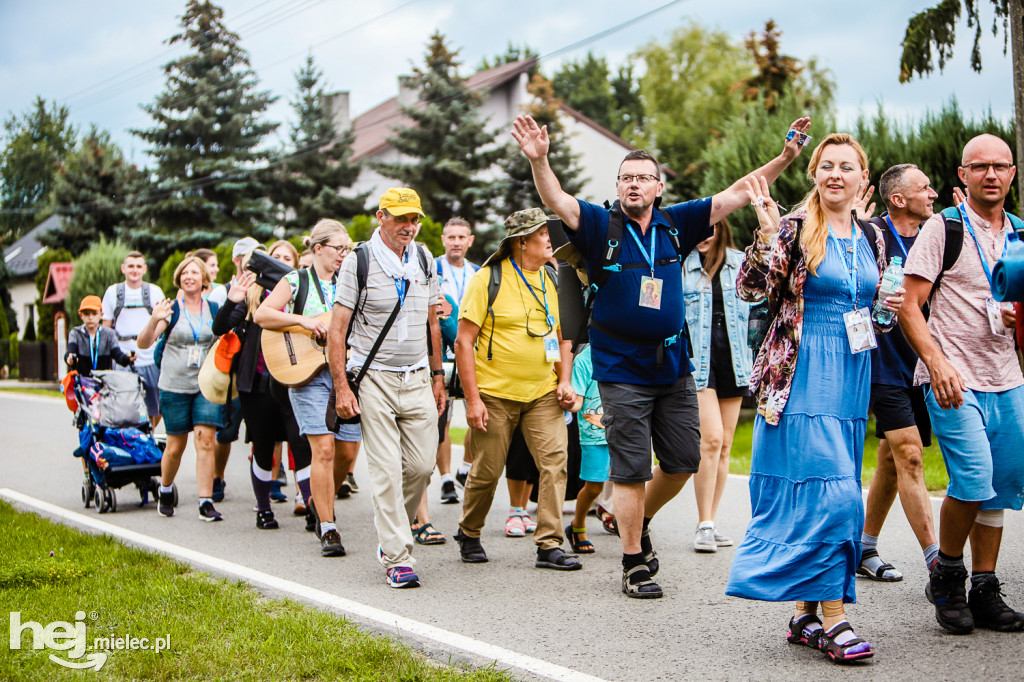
[872,256,904,325]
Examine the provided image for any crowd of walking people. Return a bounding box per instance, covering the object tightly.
[64,111,1024,663]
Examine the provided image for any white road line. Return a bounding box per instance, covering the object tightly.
[0,488,607,682]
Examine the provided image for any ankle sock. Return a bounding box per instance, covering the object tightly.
[159,484,173,495]
[441,473,454,484]
[937,550,965,570]
[971,571,996,587]
[642,516,651,531]
[697,521,714,531]
[457,461,471,476]
[320,521,337,535]
[826,620,856,646]
[509,506,524,517]
[924,544,939,571]
[622,552,646,571]
[198,497,212,507]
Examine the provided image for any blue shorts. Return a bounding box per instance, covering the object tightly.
[926,384,1024,510]
[579,443,611,483]
[288,368,362,442]
[216,396,244,444]
[160,389,225,436]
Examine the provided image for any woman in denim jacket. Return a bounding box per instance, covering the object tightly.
[682,218,753,555]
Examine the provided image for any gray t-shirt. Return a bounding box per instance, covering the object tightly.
[157,301,216,393]
[335,244,439,371]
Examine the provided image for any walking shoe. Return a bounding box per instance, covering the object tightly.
[198,500,223,522]
[440,480,459,504]
[320,529,345,557]
[256,509,279,530]
[345,472,359,493]
[520,512,537,534]
[293,497,307,516]
[694,525,718,553]
[714,529,733,547]
[454,529,488,563]
[211,477,226,503]
[968,574,1024,632]
[336,478,352,499]
[271,480,288,503]
[455,469,468,489]
[158,490,174,518]
[385,566,421,588]
[536,546,582,571]
[505,514,526,537]
[926,562,973,634]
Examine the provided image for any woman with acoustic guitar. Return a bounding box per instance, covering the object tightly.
[255,219,360,558]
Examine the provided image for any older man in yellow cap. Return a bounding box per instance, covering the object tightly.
[328,187,447,589]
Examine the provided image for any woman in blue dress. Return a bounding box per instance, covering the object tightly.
[728,134,903,663]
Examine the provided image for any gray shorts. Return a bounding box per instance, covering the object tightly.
[598,375,700,483]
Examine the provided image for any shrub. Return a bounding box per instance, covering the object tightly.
[66,237,130,326]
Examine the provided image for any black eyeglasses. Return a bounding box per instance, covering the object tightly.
[320,242,351,256]
[525,308,555,338]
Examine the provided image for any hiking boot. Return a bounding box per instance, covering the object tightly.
[158,490,174,518]
[694,525,718,553]
[198,500,223,522]
[320,529,345,557]
[454,529,488,563]
[212,477,226,503]
[968,574,1024,632]
[385,566,420,588]
[440,480,459,504]
[256,509,279,530]
[926,562,973,634]
[345,472,359,493]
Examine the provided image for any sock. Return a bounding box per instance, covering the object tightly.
[924,544,939,572]
[860,532,879,552]
[198,497,212,506]
[509,506,524,516]
[697,521,714,531]
[640,518,654,556]
[937,550,965,570]
[159,485,173,494]
[859,541,900,579]
[250,462,272,513]
[457,461,471,476]
[826,620,856,646]
[642,516,651,531]
[971,570,996,587]
[320,521,337,535]
[622,551,646,571]
[297,478,312,506]
[441,473,454,484]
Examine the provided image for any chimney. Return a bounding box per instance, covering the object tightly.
[324,91,351,132]
[397,75,418,108]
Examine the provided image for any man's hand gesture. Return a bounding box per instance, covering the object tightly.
[511,114,549,161]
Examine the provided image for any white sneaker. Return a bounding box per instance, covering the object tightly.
[694,525,717,553]
[714,529,733,547]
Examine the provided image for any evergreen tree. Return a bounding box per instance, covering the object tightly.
[374,31,503,226]
[131,0,278,263]
[0,97,76,242]
[477,43,539,73]
[269,55,366,232]
[42,127,147,256]
[551,53,643,139]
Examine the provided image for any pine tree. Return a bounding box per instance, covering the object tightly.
[42,127,147,256]
[269,55,366,232]
[130,0,277,262]
[374,31,503,226]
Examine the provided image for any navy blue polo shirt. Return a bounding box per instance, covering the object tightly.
[572,197,713,385]
[870,216,920,387]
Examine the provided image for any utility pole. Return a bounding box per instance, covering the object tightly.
[1011,0,1024,208]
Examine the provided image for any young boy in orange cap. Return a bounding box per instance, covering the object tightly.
[66,295,134,376]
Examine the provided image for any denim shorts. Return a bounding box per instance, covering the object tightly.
[579,443,611,483]
[926,384,1024,510]
[288,368,362,442]
[159,389,225,436]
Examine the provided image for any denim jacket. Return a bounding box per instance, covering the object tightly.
[682,247,753,391]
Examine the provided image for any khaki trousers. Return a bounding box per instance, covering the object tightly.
[359,368,437,569]
[459,391,568,550]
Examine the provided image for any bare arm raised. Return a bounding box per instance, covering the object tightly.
[709,116,811,226]
[511,115,581,231]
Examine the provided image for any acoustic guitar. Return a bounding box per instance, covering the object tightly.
[260,311,332,387]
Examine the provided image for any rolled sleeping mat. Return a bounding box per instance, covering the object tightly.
[992,240,1024,302]
[246,249,296,290]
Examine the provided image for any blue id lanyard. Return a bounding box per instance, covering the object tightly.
[960,203,1012,289]
[394,247,410,307]
[626,224,656,276]
[448,258,468,301]
[510,257,555,327]
[182,304,202,342]
[883,214,911,259]
[827,222,860,308]
[89,332,99,370]
[314,277,336,311]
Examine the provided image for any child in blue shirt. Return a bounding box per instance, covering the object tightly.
[566,344,609,553]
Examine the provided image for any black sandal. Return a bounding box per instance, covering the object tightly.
[621,564,662,599]
[820,622,874,663]
[856,549,903,582]
[412,520,446,545]
[565,524,595,553]
[535,546,582,571]
[786,613,824,649]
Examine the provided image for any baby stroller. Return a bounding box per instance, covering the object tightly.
[68,370,174,514]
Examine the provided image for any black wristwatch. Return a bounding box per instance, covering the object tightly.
[431,369,445,377]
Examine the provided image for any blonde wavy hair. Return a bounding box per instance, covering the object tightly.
[794,133,869,276]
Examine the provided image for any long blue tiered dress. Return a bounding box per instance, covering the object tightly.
[726,231,879,603]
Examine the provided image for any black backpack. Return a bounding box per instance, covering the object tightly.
[111,282,154,340]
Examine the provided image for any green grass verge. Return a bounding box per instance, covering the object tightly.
[0,501,512,681]
[728,415,949,493]
[0,386,62,397]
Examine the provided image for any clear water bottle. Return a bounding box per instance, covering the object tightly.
[872,256,904,325]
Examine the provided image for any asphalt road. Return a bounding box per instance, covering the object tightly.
[3,391,1023,681]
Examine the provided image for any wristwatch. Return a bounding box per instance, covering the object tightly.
[431,369,445,377]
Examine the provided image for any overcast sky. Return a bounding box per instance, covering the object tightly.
[0,0,1015,165]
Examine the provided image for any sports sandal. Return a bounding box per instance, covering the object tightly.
[786,613,824,649]
[411,521,446,545]
[565,524,596,553]
[621,564,663,599]
[536,546,582,571]
[857,548,903,582]
[597,506,617,535]
[819,622,874,664]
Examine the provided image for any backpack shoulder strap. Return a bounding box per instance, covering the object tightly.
[858,217,880,262]
[113,282,126,325]
[294,267,309,317]
[1006,212,1024,236]
[543,263,558,291]
[931,206,965,301]
[484,262,502,361]
[416,243,431,282]
[141,283,152,314]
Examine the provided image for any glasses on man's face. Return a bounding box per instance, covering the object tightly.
[525,308,555,338]
[961,162,1014,176]
[321,243,351,256]
[616,173,659,185]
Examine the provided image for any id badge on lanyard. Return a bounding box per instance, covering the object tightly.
[543,332,561,362]
[187,344,205,368]
[985,297,1014,339]
[843,308,876,354]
